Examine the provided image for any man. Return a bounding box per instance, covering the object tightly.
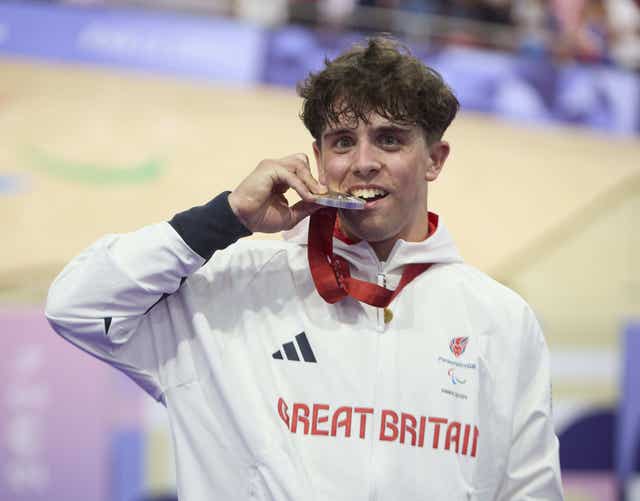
[46,37,564,500]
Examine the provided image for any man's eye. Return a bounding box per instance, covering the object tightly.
[335,137,354,149]
[379,135,399,146]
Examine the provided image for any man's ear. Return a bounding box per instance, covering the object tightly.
[425,141,450,182]
[312,141,326,185]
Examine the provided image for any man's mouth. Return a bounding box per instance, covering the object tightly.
[349,187,389,202]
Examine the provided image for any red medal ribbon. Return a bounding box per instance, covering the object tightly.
[308,208,436,308]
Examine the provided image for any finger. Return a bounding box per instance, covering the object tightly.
[272,167,317,203]
[287,200,323,229]
[281,153,328,194]
[295,164,328,195]
[293,152,309,166]
[279,153,310,172]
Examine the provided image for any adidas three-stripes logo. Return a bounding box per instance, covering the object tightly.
[272,332,317,363]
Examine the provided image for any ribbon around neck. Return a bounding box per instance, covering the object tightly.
[307,208,434,307]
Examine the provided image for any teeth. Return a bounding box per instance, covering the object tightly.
[350,188,388,200]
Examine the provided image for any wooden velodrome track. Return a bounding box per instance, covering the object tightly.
[1,57,638,328]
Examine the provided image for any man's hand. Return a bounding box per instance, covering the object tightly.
[228,153,328,233]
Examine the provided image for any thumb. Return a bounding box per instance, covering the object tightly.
[287,200,322,229]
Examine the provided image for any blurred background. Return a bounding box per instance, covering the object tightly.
[0,0,639,500]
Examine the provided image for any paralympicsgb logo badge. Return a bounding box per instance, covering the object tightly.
[449,337,469,358]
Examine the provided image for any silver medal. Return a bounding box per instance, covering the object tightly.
[314,191,365,210]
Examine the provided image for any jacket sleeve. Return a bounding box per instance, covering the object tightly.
[45,191,251,402]
[495,308,564,500]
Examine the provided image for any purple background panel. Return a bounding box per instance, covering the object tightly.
[262,27,640,135]
[0,2,265,84]
[618,321,640,492]
[559,408,615,470]
[0,308,144,501]
[1,2,638,134]
[562,472,617,500]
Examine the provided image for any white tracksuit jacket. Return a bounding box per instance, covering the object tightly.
[45,192,563,501]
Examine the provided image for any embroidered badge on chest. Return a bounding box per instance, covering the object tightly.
[438,337,475,400]
[449,336,469,358]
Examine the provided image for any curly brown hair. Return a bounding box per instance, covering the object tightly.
[297,36,459,145]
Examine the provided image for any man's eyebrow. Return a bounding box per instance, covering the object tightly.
[373,124,413,133]
[322,124,413,139]
[322,127,354,139]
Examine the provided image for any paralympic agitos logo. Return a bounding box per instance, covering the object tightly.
[277,397,479,458]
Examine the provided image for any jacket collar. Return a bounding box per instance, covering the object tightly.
[283,212,463,280]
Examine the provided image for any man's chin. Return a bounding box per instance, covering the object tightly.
[340,219,396,244]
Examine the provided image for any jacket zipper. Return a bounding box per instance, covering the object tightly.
[368,268,387,501]
[376,272,386,333]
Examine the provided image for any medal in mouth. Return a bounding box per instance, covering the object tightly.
[314,191,365,210]
[314,187,390,210]
[349,187,389,203]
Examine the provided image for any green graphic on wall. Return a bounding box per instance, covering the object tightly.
[24,147,166,185]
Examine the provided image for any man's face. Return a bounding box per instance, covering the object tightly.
[313,112,449,252]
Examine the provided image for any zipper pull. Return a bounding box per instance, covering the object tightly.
[376,273,386,332]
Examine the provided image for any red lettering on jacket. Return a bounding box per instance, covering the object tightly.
[418,416,427,447]
[277,397,289,429]
[354,407,374,439]
[428,417,448,449]
[291,403,310,434]
[400,412,418,446]
[445,421,461,453]
[331,406,353,437]
[275,398,479,458]
[471,426,479,458]
[380,410,399,441]
[311,404,330,436]
[461,424,471,455]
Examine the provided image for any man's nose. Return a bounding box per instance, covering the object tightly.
[352,142,381,177]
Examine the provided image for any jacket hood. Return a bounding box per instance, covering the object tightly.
[282,212,463,276]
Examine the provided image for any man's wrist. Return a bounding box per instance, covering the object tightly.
[227,191,250,229]
[168,191,252,262]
